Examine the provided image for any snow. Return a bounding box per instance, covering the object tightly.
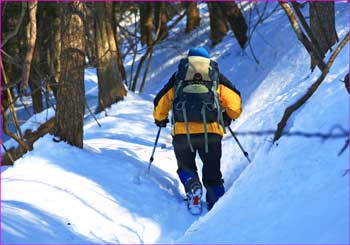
[1,2,349,244]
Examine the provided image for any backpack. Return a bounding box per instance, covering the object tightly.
[172,56,224,153]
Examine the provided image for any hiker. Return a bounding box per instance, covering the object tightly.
[153,47,242,212]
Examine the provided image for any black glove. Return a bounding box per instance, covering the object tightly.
[155,118,169,128]
[222,111,232,127]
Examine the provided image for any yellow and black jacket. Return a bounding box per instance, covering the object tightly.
[153,73,242,136]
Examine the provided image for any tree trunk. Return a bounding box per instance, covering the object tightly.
[111,2,127,81]
[310,2,338,70]
[208,2,228,46]
[21,1,37,92]
[280,2,326,71]
[55,2,85,148]
[219,2,247,49]
[50,6,61,98]
[185,2,200,33]
[29,49,43,113]
[94,2,126,113]
[84,3,96,67]
[154,2,168,41]
[139,3,153,46]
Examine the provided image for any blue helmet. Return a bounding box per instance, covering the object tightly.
[188,47,210,58]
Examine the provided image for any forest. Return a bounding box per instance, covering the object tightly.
[1,2,348,164]
[1,1,349,244]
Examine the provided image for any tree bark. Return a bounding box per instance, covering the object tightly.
[28,49,43,113]
[154,2,168,41]
[219,2,247,49]
[111,2,127,81]
[55,2,85,148]
[50,8,61,97]
[208,2,228,46]
[185,2,200,33]
[291,2,325,71]
[310,2,338,70]
[94,2,126,113]
[21,1,37,92]
[139,3,153,46]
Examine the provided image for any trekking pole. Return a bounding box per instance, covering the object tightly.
[227,126,252,163]
[147,127,162,173]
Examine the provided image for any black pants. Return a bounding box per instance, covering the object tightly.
[172,133,223,187]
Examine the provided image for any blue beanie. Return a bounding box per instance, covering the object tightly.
[188,47,210,58]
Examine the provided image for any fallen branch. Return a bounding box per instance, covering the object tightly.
[2,118,55,166]
[273,32,349,142]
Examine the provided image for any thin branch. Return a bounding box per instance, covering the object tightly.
[1,60,24,138]
[131,9,187,92]
[2,118,55,165]
[274,32,350,142]
[2,110,30,151]
[338,139,349,156]
[85,99,101,127]
[2,2,26,48]
[138,4,163,93]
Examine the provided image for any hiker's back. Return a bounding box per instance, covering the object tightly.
[172,56,222,125]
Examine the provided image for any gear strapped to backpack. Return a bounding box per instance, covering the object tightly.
[172,56,224,153]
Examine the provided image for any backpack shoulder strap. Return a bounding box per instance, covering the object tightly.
[175,58,189,82]
[209,60,220,82]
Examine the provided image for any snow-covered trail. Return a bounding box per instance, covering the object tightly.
[1,92,202,244]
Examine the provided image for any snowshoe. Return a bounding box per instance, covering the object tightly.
[186,183,203,215]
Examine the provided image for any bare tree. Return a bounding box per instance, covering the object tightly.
[21,1,37,92]
[28,49,43,113]
[94,2,126,113]
[208,2,228,46]
[219,2,248,49]
[49,4,62,97]
[112,2,127,81]
[55,2,86,148]
[185,2,200,33]
[139,3,153,46]
[280,2,326,71]
[310,2,338,70]
[154,2,168,41]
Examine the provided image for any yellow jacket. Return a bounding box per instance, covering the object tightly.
[153,73,242,136]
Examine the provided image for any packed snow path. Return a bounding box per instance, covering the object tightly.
[2,91,216,243]
[1,93,208,243]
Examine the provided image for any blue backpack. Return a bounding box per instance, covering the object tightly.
[172,56,224,153]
